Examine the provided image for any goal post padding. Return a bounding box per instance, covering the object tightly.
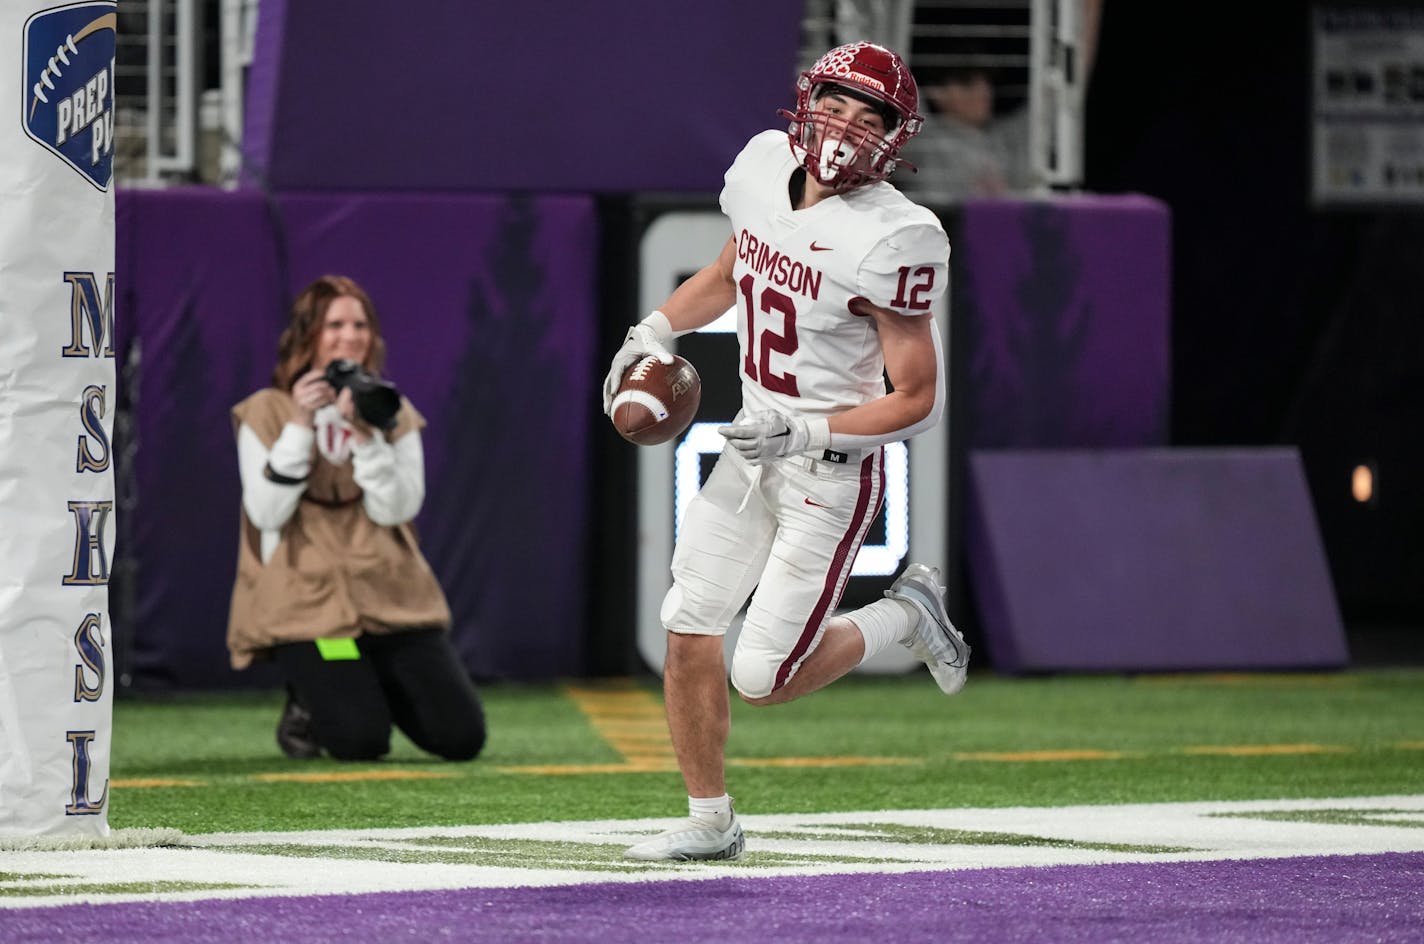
[0,0,117,839]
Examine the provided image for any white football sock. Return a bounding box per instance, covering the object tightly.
[848,598,921,664]
[688,794,733,829]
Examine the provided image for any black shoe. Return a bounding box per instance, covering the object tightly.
[276,691,321,759]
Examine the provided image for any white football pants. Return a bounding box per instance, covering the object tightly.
[660,443,884,699]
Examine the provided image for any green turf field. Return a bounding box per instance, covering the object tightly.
[108,669,1424,835]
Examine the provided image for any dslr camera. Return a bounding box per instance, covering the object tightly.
[324,359,401,431]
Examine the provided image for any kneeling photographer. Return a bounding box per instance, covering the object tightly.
[226,274,486,762]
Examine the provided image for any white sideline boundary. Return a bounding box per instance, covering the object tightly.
[3,794,1423,909]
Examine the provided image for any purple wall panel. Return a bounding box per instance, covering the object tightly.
[114,189,597,688]
[242,2,804,192]
[115,190,288,689]
[957,195,1171,447]
[966,449,1348,673]
[238,0,286,191]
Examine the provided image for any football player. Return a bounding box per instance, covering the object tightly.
[602,41,970,862]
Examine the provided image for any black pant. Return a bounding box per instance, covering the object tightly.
[273,628,486,761]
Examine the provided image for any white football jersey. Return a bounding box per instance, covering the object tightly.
[719,130,950,419]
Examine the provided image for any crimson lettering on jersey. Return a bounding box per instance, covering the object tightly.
[736,229,822,301]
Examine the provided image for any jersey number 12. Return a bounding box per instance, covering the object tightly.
[738,274,800,397]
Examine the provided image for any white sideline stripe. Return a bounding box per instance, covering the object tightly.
[3,795,1423,909]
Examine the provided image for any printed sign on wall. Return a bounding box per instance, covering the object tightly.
[1313,5,1424,205]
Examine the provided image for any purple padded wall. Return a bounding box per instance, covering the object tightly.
[967,449,1348,673]
[115,189,597,688]
[242,2,804,192]
[957,195,1171,448]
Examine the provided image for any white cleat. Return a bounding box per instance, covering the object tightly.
[624,812,746,862]
[886,563,971,696]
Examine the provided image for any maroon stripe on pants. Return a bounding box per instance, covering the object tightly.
[772,450,884,691]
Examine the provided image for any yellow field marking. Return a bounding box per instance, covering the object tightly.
[516,685,922,776]
[728,756,920,769]
[953,749,1126,762]
[253,770,455,783]
[1181,744,1350,757]
[561,682,679,770]
[497,756,920,775]
[110,778,204,788]
[496,761,682,775]
[1136,673,1351,687]
[1398,742,1424,750]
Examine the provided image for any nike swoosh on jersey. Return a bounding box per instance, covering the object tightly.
[804,497,833,509]
[809,242,833,251]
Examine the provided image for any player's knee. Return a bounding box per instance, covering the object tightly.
[659,583,690,632]
[660,581,731,638]
[729,648,778,702]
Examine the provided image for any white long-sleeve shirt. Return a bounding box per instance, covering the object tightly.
[236,405,426,563]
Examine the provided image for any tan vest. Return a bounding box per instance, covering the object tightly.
[226,388,452,669]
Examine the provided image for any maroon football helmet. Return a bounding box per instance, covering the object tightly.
[781,42,923,192]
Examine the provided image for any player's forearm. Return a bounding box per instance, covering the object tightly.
[825,340,946,451]
[654,236,738,334]
[658,263,736,334]
[823,309,945,450]
[828,387,940,440]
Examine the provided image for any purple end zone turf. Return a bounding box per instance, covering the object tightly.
[7,853,1423,943]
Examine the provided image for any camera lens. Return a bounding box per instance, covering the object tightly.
[323,360,400,431]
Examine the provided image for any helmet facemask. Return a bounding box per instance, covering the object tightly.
[784,95,914,191]
[779,43,924,193]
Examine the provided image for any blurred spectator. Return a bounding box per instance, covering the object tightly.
[899,0,1103,205]
[896,62,1027,204]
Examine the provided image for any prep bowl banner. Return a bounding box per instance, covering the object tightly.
[0,0,116,838]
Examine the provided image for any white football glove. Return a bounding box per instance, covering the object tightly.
[602,320,674,416]
[718,411,830,465]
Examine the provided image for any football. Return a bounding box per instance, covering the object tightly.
[610,354,701,445]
